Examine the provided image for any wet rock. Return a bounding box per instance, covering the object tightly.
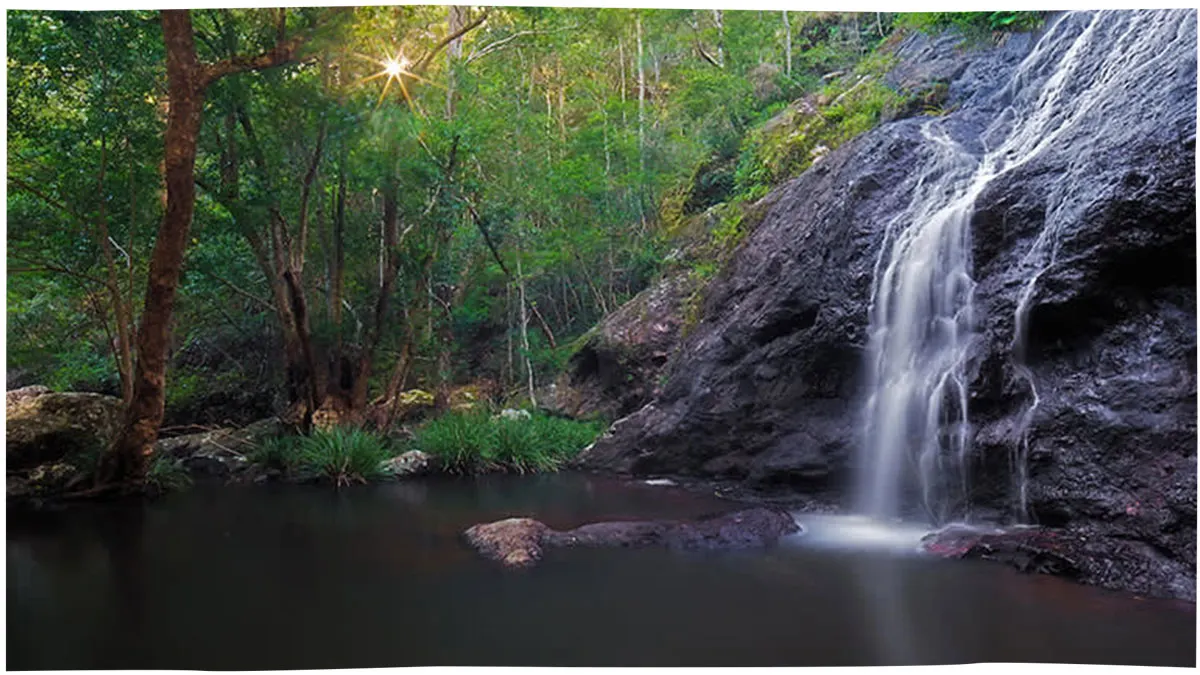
[464,508,799,568]
[922,524,1196,601]
[380,450,433,477]
[464,518,551,568]
[922,526,1082,577]
[6,391,124,470]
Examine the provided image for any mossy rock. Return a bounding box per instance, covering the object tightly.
[6,391,123,470]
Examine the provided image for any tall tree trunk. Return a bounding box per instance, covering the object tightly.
[95,137,136,405]
[101,8,312,490]
[618,37,627,126]
[505,280,514,390]
[712,10,725,67]
[352,180,401,409]
[516,245,536,407]
[445,6,467,119]
[328,158,347,392]
[782,11,792,78]
[101,10,205,489]
[636,14,645,177]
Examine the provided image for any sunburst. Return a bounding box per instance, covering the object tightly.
[351,50,441,114]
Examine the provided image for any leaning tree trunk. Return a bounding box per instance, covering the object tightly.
[100,10,205,489]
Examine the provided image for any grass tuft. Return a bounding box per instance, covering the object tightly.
[146,455,193,493]
[296,427,394,487]
[247,428,395,486]
[411,410,604,475]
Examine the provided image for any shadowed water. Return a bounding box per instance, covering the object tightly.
[7,475,1194,669]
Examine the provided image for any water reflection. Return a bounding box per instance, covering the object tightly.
[853,556,920,665]
[7,476,1195,669]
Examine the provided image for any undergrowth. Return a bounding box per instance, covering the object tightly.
[248,428,395,486]
[410,410,604,475]
[146,455,193,493]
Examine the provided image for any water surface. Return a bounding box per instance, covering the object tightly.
[7,474,1195,669]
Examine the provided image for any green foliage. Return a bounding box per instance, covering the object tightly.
[295,428,396,486]
[412,410,603,474]
[8,8,947,432]
[896,12,1044,36]
[247,434,304,473]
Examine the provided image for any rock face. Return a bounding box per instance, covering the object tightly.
[579,12,1196,600]
[6,389,124,470]
[553,273,697,419]
[464,507,799,568]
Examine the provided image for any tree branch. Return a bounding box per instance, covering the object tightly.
[198,268,277,313]
[464,199,511,279]
[8,176,87,226]
[8,256,108,287]
[412,10,490,75]
[202,35,307,88]
[465,25,578,65]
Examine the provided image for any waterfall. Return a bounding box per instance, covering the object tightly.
[857,10,1196,524]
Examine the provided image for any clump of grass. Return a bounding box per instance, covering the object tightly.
[296,427,394,487]
[413,410,604,475]
[247,434,303,473]
[146,455,193,493]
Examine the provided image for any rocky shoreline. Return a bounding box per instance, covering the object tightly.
[8,383,1196,602]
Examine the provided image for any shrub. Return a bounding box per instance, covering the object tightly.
[413,410,604,475]
[295,427,395,487]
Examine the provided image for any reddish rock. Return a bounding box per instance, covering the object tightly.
[465,507,799,568]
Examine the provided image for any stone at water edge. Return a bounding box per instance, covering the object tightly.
[380,450,433,477]
[156,418,285,477]
[463,508,801,568]
[921,527,1082,578]
[6,391,124,471]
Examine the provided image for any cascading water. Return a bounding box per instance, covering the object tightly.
[857,10,1196,525]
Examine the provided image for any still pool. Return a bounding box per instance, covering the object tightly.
[7,474,1195,668]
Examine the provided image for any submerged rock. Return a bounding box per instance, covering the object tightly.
[464,508,799,568]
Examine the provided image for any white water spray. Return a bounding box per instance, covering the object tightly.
[858,10,1196,524]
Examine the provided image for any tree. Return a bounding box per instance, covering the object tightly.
[98,8,321,491]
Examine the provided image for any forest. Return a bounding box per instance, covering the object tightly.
[9,7,1016,490]
[9,7,1198,670]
